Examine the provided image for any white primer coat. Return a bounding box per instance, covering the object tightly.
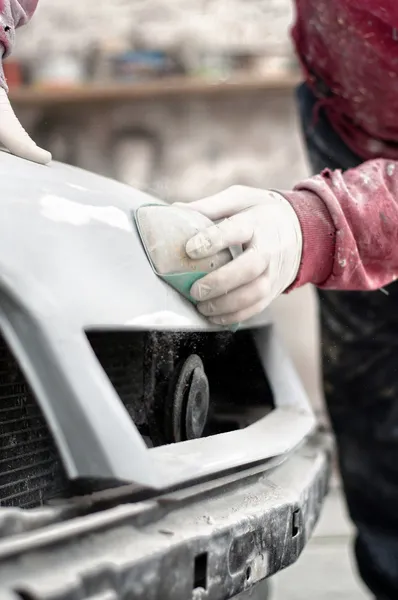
[126,310,196,328]
[40,195,132,231]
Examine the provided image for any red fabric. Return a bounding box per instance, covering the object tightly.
[292,0,398,161]
[0,0,38,89]
[282,189,335,288]
[286,1,398,293]
[283,160,398,291]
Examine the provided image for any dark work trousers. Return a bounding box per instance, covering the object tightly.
[296,83,398,600]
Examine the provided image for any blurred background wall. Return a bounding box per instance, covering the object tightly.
[16,0,296,62]
[10,0,308,200]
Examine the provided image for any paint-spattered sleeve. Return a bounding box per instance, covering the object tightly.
[282,159,398,291]
[0,1,39,89]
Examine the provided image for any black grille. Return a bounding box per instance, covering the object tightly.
[0,334,68,508]
[87,331,146,428]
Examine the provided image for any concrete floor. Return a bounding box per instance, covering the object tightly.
[235,487,370,600]
[273,487,371,600]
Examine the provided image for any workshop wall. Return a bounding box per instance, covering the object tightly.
[16,0,295,62]
[15,0,307,201]
[17,91,308,202]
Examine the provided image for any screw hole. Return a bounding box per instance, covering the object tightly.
[194,552,208,590]
[15,592,37,600]
[292,509,301,537]
[4,26,10,32]
[245,566,252,580]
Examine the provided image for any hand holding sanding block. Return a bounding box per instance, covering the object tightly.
[135,204,239,330]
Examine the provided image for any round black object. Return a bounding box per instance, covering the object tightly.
[165,354,210,443]
[185,365,209,439]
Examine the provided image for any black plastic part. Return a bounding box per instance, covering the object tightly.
[165,354,210,443]
[185,365,210,440]
[0,433,331,600]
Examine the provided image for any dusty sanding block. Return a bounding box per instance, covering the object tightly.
[135,204,238,330]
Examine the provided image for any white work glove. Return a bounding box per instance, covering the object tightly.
[0,0,51,165]
[0,87,51,164]
[176,186,303,325]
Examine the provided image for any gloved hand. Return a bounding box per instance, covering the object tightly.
[0,87,52,164]
[0,0,51,165]
[175,186,303,325]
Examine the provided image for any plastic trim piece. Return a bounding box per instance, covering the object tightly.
[0,286,315,489]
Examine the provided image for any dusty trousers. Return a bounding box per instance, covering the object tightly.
[296,83,398,600]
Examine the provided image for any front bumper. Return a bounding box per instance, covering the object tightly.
[0,432,331,600]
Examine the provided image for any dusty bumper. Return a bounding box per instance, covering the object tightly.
[0,432,331,600]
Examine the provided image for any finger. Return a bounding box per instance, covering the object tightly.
[174,186,257,221]
[0,88,51,165]
[186,212,253,259]
[197,275,269,317]
[209,298,269,326]
[17,1,40,25]
[190,247,267,301]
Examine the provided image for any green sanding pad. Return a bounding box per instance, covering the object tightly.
[135,203,239,331]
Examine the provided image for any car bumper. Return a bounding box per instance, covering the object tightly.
[0,431,331,600]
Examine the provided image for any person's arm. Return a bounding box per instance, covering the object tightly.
[0,0,51,164]
[178,159,398,325]
[284,158,398,291]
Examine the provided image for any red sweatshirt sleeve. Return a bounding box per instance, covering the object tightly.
[0,1,39,89]
[282,159,398,291]
[6,0,38,27]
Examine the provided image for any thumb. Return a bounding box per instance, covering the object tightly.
[0,87,51,164]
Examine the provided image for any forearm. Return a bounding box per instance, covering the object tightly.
[283,159,398,291]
